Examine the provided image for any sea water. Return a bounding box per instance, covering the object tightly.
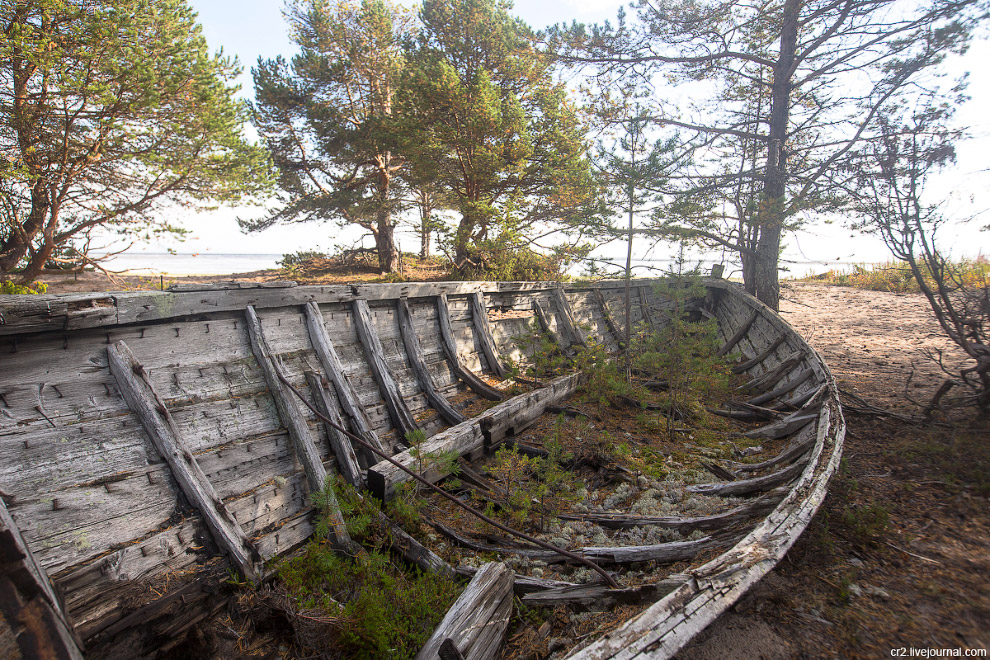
[94,252,283,276]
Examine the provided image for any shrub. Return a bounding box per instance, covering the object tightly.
[0,281,48,295]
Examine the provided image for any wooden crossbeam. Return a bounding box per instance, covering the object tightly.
[305,371,365,490]
[436,294,504,401]
[107,340,261,579]
[351,299,420,440]
[470,291,507,377]
[245,306,354,553]
[551,286,588,348]
[303,301,387,460]
[397,298,465,426]
[594,288,625,349]
[718,308,760,357]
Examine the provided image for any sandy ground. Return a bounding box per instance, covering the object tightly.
[28,273,990,659]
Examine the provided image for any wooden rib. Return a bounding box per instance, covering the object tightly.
[245,307,354,553]
[551,286,588,347]
[740,351,804,392]
[0,496,85,659]
[686,459,806,497]
[746,367,816,406]
[732,433,817,476]
[367,374,581,500]
[594,288,625,348]
[304,371,364,490]
[375,510,455,579]
[533,298,572,354]
[436,293,504,401]
[397,298,465,426]
[470,291,507,377]
[638,286,656,328]
[718,308,759,357]
[742,386,827,440]
[522,577,684,609]
[107,340,260,579]
[303,301,387,460]
[351,299,420,439]
[732,335,787,373]
[414,562,513,660]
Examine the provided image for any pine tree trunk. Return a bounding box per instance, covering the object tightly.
[420,210,431,259]
[16,240,54,284]
[752,0,800,312]
[375,217,400,273]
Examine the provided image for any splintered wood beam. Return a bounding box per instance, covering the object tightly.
[732,335,787,373]
[638,286,656,328]
[107,340,261,580]
[304,302,387,460]
[521,577,684,609]
[436,293,504,401]
[551,286,588,348]
[397,298,465,426]
[686,458,806,497]
[746,367,815,407]
[718,308,760,357]
[351,298,420,439]
[305,371,365,490]
[532,298,572,354]
[470,291,507,377]
[740,351,804,393]
[368,373,581,500]
[375,510,455,580]
[414,562,513,660]
[245,307,355,554]
[594,288,625,349]
[0,497,85,660]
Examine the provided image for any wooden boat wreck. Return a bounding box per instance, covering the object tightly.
[0,277,844,659]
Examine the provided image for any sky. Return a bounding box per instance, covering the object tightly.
[120,0,990,276]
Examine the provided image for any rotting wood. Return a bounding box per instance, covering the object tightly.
[746,367,815,407]
[686,459,806,497]
[741,387,827,440]
[398,298,465,426]
[0,497,85,660]
[303,301,387,461]
[522,577,686,610]
[731,432,817,476]
[376,510,455,580]
[552,286,588,348]
[437,294,504,401]
[718,309,760,357]
[593,288,625,349]
[638,286,656,328]
[106,340,261,579]
[305,371,365,490]
[245,306,354,553]
[415,561,513,660]
[740,351,804,392]
[470,292,507,377]
[533,298,573,355]
[351,299,420,439]
[732,335,788,373]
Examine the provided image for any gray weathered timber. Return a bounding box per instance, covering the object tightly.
[352,299,420,439]
[303,301,387,459]
[470,292,507,377]
[718,309,760,357]
[245,307,355,553]
[551,286,588,348]
[533,298,571,353]
[244,306,328,492]
[397,298,465,426]
[740,351,804,393]
[686,454,807,496]
[305,371,365,490]
[437,294,504,401]
[0,496,85,659]
[593,288,624,348]
[376,510,455,580]
[414,562,513,660]
[732,335,788,373]
[106,340,261,579]
[522,577,685,609]
[367,374,581,500]
[746,367,816,407]
[638,286,656,328]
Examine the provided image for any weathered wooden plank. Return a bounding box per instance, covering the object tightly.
[244,306,328,493]
[106,340,261,579]
[717,308,759,357]
[304,302,387,460]
[746,367,815,406]
[437,294,504,401]
[593,288,624,348]
[305,372,365,489]
[551,286,588,348]
[638,286,656,328]
[532,298,570,352]
[470,292,507,377]
[522,577,685,609]
[398,299,465,426]
[351,299,420,440]
[368,374,581,500]
[414,562,513,660]
[731,335,788,373]
[740,351,804,393]
[686,459,806,497]
[0,496,84,658]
